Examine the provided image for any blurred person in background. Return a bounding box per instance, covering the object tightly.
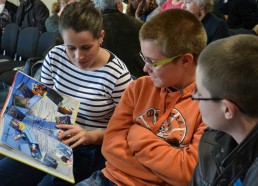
[146,0,166,21]
[16,0,49,33]
[135,0,158,21]
[0,0,17,30]
[0,0,17,53]
[160,0,183,12]
[94,0,146,78]
[45,0,76,34]
[182,0,229,44]
[216,0,258,30]
[126,0,141,17]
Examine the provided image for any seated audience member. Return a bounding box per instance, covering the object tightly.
[45,2,59,33]
[182,0,229,45]
[126,0,141,17]
[227,0,258,30]
[16,0,49,33]
[216,0,229,19]
[191,35,258,185]
[146,0,166,21]
[45,0,76,34]
[135,0,158,22]
[212,0,226,21]
[213,0,258,36]
[94,0,146,78]
[76,9,207,186]
[0,1,132,186]
[0,0,17,30]
[160,0,183,12]
[0,0,17,52]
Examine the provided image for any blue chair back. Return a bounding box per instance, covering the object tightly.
[0,23,20,59]
[16,27,40,61]
[36,32,60,58]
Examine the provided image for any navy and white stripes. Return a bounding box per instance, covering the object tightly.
[41,45,132,130]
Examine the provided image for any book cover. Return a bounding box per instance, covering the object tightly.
[0,71,80,183]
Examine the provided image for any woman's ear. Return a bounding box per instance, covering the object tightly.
[99,30,105,44]
[222,99,237,120]
[100,30,105,39]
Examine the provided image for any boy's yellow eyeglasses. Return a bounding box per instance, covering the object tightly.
[139,51,182,68]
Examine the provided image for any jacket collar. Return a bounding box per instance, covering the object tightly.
[221,123,258,167]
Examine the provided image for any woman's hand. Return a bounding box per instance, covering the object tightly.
[56,124,105,148]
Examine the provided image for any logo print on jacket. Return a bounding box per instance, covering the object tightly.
[135,107,187,144]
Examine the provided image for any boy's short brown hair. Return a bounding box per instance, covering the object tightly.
[139,9,207,63]
[198,35,258,117]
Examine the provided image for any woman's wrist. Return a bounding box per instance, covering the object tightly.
[84,129,105,145]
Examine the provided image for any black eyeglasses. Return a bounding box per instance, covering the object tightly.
[191,87,221,101]
[191,87,246,113]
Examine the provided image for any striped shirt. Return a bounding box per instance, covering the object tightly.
[41,45,132,130]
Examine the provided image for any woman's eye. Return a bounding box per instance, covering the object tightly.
[67,46,76,51]
[82,47,91,51]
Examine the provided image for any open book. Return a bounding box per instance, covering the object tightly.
[0,71,80,183]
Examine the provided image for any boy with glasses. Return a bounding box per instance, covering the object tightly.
[191,35,258,185]
[76,9,207,186]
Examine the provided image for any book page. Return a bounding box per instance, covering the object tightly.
[0,116,74,183]
[0,71,80,183]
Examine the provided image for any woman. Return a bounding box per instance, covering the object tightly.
[45,0,76,34]
[135,0,158,21]
[126,0,142,17]
[160,0,183,12]
[0,1,132,185]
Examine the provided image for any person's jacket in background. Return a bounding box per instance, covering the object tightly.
[227,0,258,29]
[2,1,17,22]
[102,9,146,78]
[16,0,49,33]
[202,12,229,45]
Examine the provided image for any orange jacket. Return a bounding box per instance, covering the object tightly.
[102,76,206,186]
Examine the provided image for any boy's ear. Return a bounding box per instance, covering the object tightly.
[180,53,194,67]
[222,99,237,119]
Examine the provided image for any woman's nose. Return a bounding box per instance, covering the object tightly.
[75,50,85,60]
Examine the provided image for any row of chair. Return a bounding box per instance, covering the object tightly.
[1,23,61,60]
[0,23,61,85]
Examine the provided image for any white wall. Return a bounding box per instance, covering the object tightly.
[8,0,53,14]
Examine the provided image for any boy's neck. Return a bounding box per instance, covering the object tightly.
[227,116,258,144]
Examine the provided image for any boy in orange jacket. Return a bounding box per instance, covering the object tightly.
[76,9,207,186]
